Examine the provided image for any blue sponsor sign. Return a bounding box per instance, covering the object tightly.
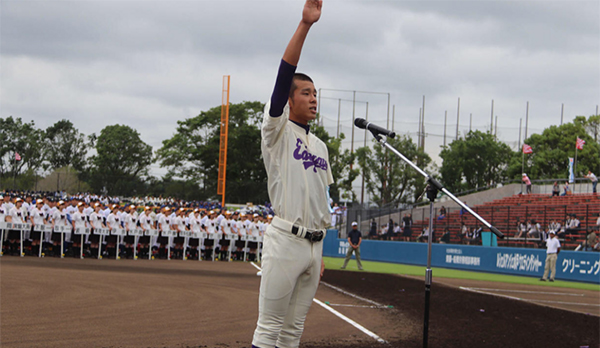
[324,230,600,284]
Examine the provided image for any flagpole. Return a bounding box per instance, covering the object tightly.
[574,146,578,194]
[13,151,17,189]
[521,146,525,194]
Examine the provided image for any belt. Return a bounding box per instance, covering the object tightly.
[272,216,325,243]
[291,225,325,242]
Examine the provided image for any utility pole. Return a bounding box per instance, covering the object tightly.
[443,111,447,147]
[490,99,494,133]
[456,97,460,140]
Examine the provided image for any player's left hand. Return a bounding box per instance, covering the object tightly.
[302,0,322,25]
[320,258,325,278]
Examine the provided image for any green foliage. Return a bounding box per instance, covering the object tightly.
[87,124,153,196]
[507,115,600,180]
[0,116,45,189]
[356,135,430,206]
[440,130,514,192]
[156,101,268,203]
[312,120,359,202]
[44,119,88,171]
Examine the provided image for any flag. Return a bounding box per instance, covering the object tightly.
[15,152,21,161]
[576,137,585,150]
[522,144,533,154]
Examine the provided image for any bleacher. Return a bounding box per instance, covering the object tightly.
[412,193,600,250]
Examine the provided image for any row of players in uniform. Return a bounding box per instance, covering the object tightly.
[0,194,269,261]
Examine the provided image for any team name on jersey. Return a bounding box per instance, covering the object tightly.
[293,138,328,172]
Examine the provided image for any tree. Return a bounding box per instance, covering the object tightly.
[87,124,153,196]
[44,119,88,171]
[156,101,268,203]
[312,120,359,202]
[440,130,513,193]
[0,116,45,189]
[507,116,600,180]
[356,135,430,207]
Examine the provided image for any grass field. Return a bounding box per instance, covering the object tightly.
[323,256,600,291]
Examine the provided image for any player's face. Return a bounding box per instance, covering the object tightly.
[289,80,317,123]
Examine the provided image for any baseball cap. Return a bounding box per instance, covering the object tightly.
[351,221,358,226]
[549,231,556,234]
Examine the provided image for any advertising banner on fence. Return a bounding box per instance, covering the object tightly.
[323,231,600,283]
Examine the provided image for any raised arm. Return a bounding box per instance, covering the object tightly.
[283,0,322,66]
[269,0,322,117]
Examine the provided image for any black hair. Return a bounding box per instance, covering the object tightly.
[289,73,314,98]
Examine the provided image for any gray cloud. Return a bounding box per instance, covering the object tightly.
[1,0,598,183]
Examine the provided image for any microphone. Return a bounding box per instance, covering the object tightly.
[354,118,396,138]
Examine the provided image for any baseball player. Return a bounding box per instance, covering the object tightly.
[89,203,107,258]
[252,1,332,347]
[29,199,48,256]
[71,202,89,258]
[7,198,26,256]
[138,206,154,258]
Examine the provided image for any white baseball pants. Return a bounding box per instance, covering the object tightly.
[252,219,323,348]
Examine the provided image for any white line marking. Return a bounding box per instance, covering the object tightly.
[250,262,387,344]
[250,262,261,271]
[529,299,600,307]
[320,281,387,307]
[464,287,586,297]
[313,298,388,343]
[460,287,600,307]
[327,303,392,309]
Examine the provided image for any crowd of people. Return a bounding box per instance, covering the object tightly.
[362,207,600,251]
[0,190,275,261]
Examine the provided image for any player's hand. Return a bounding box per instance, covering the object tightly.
[302,0,322,25]
[320,258,325,278]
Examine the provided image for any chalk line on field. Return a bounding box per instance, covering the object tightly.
[460,287,600,307]
[464,287,586,297]
[320,281,388,307]
[326,303,393,309]
[250,262,388,344]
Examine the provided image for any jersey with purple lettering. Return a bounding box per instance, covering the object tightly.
[261,103,334,230]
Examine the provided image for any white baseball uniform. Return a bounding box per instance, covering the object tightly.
[252,100,333,348]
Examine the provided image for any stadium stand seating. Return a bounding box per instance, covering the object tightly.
[412,193,599,250]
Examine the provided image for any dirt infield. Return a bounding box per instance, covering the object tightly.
[1,256,598,347]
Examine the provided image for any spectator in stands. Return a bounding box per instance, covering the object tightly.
[561,181,571,196]
[527,219,541,239]
[565,214,580,240]
[417,225,431,243]
[551,181,560,197]
[460,222,469,243]
[460,202,468,216]
[402,213,413,241]
[387,218,394,240]
[515,219,527,239]
[380,223,388,240]
[438,206,446,220]
[577,231,598,252]
[547,219,561,239]
[369,219,377,239]
[585,171,598,193]
[392,222,402,241]
[439,227,451,244]
[522,173,532,194]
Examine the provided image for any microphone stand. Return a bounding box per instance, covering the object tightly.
[365,129,504,348]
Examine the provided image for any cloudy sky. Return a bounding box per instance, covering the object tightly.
[2,0,599,184]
